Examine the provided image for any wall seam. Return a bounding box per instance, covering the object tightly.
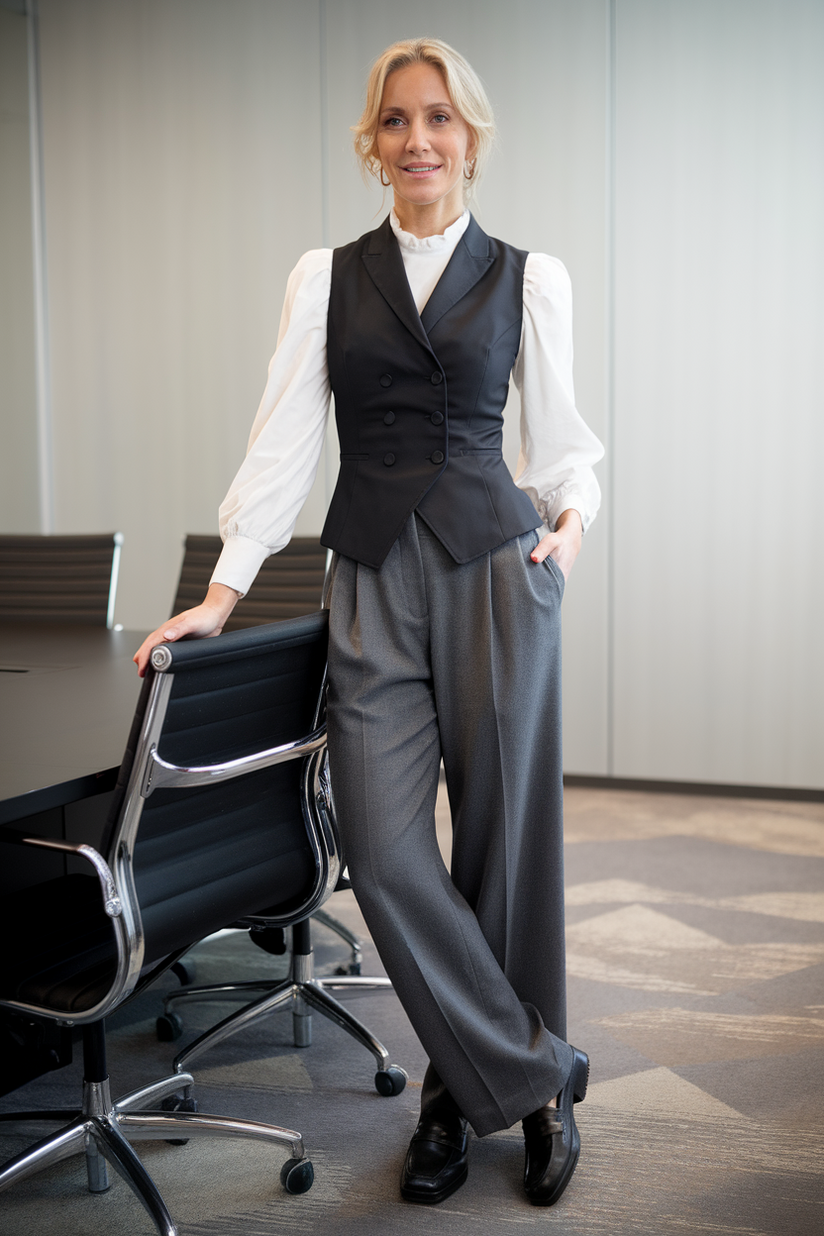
[27,0,54,533]
[605,0,617,776]
[318,0,336,510]
[319,0,330,250]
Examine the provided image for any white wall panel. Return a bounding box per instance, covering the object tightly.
[39,0,323,628]
[612,0,824,787]
[24,0,820,787]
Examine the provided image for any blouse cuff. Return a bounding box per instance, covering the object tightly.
[209,535,271,597]
[538,484,595,535]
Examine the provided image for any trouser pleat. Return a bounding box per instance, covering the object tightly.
[326,514,573,1137]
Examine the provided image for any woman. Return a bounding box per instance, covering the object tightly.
[135,37,603,1208]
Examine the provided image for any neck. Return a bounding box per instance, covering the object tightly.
[392,195,466,240]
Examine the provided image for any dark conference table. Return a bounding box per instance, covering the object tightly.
[0,623,149,1091]
[0,623,147,829]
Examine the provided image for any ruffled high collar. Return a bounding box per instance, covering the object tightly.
[389,208,470,252]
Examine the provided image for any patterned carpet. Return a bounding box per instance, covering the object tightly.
[1,785,822,1235]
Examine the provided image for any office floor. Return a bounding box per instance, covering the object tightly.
[1,785,822,1235]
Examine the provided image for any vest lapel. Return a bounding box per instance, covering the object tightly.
[361,217,433,355]
[420,214,494,335]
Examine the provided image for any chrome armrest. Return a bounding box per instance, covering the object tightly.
[0,827,122,918]
[142,724,327,796]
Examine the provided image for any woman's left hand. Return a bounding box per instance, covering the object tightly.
[529,508,583,581]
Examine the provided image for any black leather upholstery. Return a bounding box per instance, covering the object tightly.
[172,534,326,628]
[0,611,329,1016]
[0,533,122,626]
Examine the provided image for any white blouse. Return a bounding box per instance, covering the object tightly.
[211,210,604,595]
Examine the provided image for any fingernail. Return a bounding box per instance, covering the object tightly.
[163,630,175,639]
[530,554,539,562]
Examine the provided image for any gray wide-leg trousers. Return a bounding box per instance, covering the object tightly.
[326,514,574,1138]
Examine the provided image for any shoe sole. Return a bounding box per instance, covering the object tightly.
[571,1049,590,1103]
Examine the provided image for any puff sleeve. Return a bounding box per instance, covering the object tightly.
[210,249,333,595]
[513,253,604,532]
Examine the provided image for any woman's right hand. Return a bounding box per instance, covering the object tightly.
[132,583,241,677]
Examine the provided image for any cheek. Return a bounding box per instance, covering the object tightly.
[449,138,469,167]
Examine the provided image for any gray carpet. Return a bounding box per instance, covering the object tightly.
[1,785,822,1235]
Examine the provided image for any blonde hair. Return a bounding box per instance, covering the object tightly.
[353,38,495,191]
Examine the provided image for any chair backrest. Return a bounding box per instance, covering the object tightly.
[0,612,338,1028]
[173,534,327,629]
[107,611,338,1000]
[0,533,123,627]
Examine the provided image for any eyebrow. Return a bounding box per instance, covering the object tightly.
[379,102,454,116]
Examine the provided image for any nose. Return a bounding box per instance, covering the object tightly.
[405,117,430,154]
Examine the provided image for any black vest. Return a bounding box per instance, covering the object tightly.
[321,213,540,568]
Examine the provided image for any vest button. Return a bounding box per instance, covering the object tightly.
[430,371,443,385]
[383,453,396,466]
[431,450,445,465]
[380,374,393,388]
[431,411,444,425]
[383,411,396,425]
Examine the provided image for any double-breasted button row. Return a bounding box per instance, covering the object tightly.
[383,410,443,425]
[383,451,443,466]
[379,372,442,387]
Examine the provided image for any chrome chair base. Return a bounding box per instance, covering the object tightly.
[0,1070,312,1236]
[165,938,406,1097]
[313,907,365,973]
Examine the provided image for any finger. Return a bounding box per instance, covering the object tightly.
[133,623,179,674]
[530,535,557,564]
[133,634,165,677]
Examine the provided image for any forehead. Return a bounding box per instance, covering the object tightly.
[380,61,452,111]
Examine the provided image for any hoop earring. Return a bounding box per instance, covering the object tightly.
[379,167,391,187]
[464,159,476,182]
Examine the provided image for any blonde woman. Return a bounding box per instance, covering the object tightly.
[136,37,603,1208]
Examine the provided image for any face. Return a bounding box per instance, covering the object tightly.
[376,61,474,219]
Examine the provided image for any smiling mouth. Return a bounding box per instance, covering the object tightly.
[402,164,441,173]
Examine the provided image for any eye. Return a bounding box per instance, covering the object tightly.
[382,115,405,128]
[430,112,450,124]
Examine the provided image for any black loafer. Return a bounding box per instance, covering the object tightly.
[400,1109,469,1204]
[522,1046,589,1206]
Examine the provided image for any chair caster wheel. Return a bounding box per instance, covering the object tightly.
[280,1156,314,1194]
[156,1012,184,1042]
[375,1066,407,1096]
[170,958,196,986]
[161,1093,197,1144]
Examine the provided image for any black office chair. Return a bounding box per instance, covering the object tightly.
[0,532,123,628]
[166,533,388,1004]
[0,612,392,1234]
[173,533,327,628]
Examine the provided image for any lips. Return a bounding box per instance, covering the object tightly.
[401,164,441,173]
